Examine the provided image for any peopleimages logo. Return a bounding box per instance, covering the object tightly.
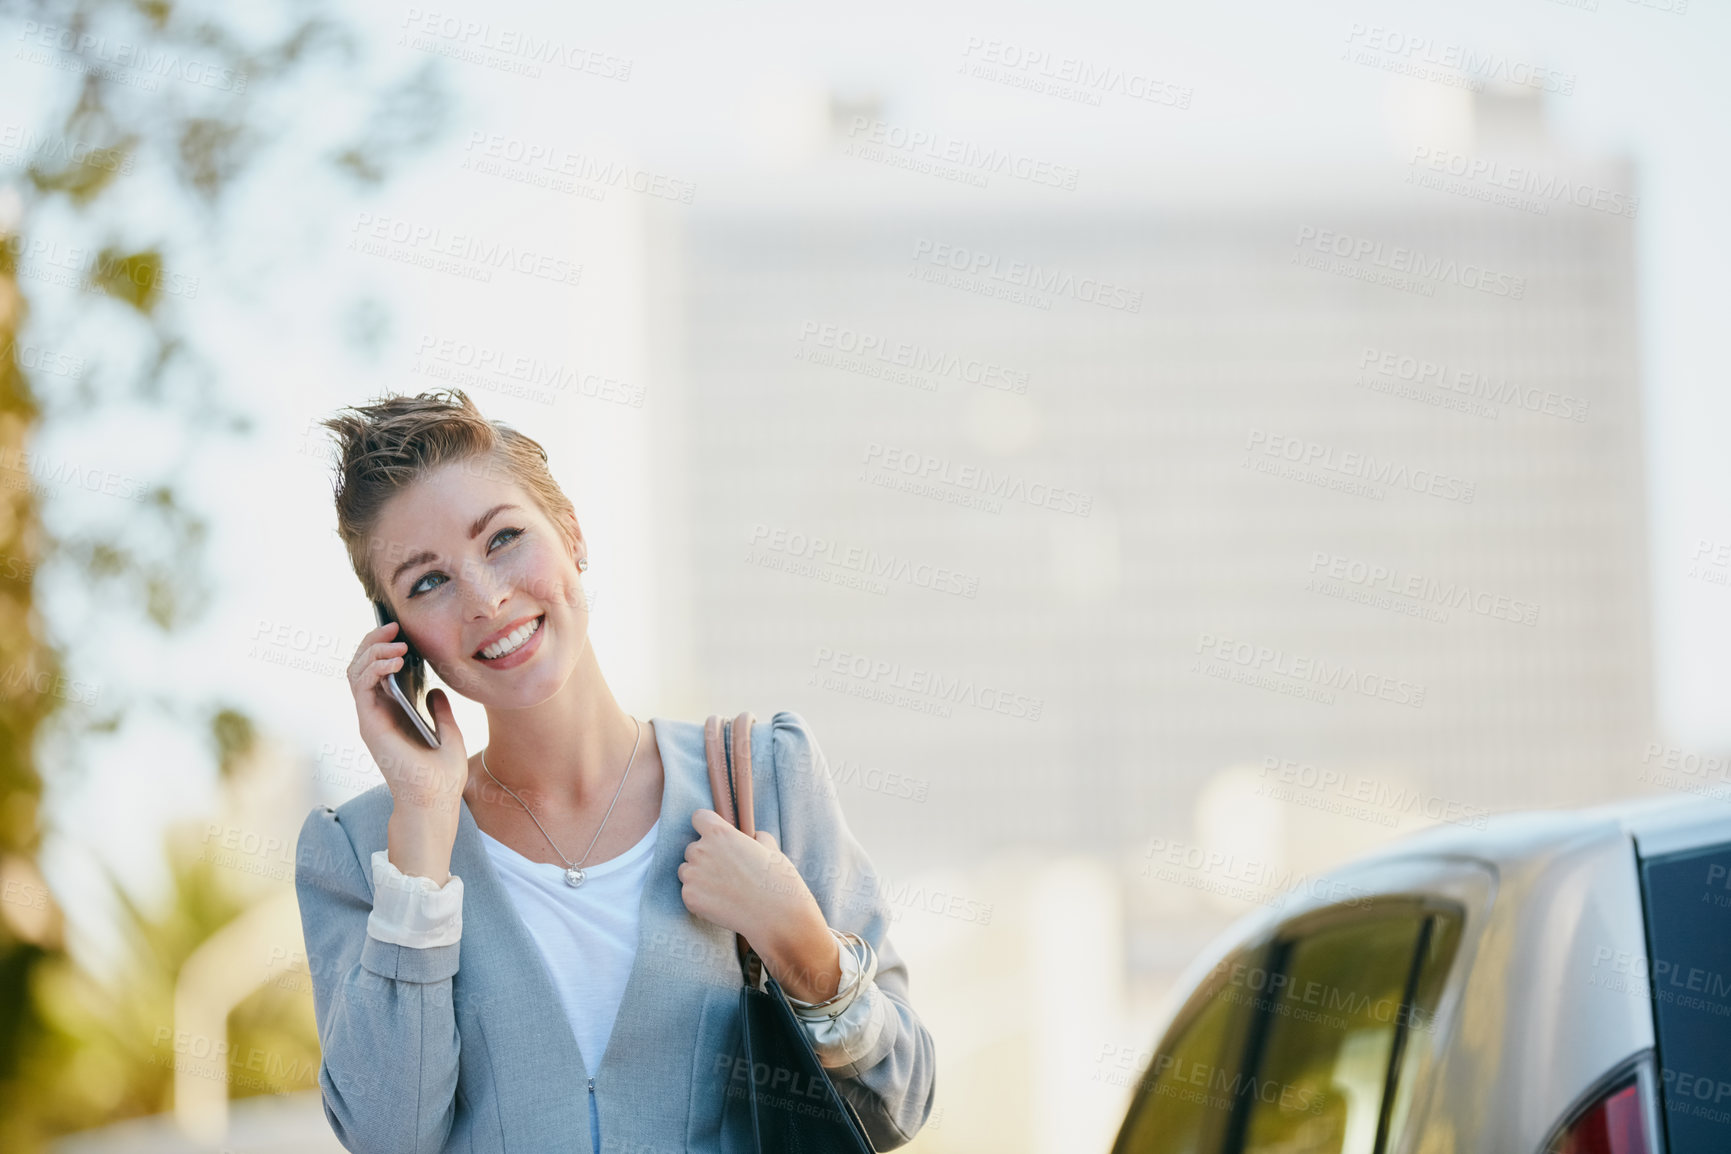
[1259,757,1490,829]
[911,238,1142,312]
[1141,837,1376,909]
[1342,23,1576,95]
[1307,551,1540,627]
[1358,346,1589,423]
[1244,428,1476,504]
[0,123,135,175]
[0,443,152,503]
[397,8,632,80]
[862,441,1093,516]
[748,524,979,598]
[0,338,84,379]
[1407,146,1638,219]
[1294,226,1526,299]
[1638,741,1731,796]
[845,116,1080,191]
[797,322,1030,394]
[347,213,582,286]
[14,20,249,91]
[1194,631,1427,708]
[460,131,694,203]
[957,37,1194,110]
[811,645,1043,721]
[412,334,644,408]
[3,235,201,300]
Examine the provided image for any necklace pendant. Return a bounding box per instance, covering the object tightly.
[564,866,586,888]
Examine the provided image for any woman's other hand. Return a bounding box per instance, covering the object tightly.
[678,808,842,1001]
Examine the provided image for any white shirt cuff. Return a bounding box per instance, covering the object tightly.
[783,930,893,1070]
[366,849,464,948]
[801,980,892,1071]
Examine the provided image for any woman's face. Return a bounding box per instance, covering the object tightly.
[369,458,586,708]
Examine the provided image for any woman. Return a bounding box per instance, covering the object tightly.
[294,388,935,1153]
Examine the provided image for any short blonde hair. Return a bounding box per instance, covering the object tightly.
[319,388,576,608]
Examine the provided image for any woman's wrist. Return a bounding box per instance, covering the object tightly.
[386,809,459,887]
[786,929,872,1016]
[757,909,843,1003]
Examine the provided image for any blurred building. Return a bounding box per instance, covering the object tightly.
[642,86,1651,874]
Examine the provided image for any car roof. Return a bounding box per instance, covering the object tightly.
[1331,791,1731,877]
[1590,791,1731,857]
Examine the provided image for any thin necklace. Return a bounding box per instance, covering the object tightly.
[480,716,643,888]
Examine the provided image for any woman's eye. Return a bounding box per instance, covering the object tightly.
[408,528,528,597]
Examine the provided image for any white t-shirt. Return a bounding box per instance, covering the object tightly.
[476,817,661,1073]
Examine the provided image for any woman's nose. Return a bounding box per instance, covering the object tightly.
[460,564,510,614]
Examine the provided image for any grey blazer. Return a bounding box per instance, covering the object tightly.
[294,710,936,1154]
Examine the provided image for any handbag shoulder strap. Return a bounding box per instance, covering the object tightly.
[703,712,762,986]
[703,712,756,837]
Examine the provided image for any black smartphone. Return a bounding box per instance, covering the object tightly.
[373,599,441,747]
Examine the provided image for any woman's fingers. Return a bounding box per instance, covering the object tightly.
[424,688,463,745]
[352,653,404,693]
[348,640,408,686]
[351,619,398,662]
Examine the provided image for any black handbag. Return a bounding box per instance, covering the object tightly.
[704,712,877,1153]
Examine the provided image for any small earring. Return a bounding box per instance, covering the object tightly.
[578,557,588,571]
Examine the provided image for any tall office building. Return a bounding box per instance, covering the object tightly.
[642,87,1652,871]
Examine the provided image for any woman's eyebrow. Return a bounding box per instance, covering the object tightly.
[388,503,522,589]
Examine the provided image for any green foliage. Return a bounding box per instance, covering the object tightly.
[0,0,450,1147]
[210,707,257,782]
[88,247,165,313]
[8,815,323,1141]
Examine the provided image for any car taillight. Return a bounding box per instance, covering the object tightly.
[1547,1079,1655,1154]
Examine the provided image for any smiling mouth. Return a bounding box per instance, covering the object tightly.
[475,614,544,660]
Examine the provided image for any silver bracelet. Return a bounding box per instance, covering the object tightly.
[789,929,874,1019]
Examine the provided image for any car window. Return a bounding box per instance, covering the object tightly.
[1235,909,1459,1154]
[1639,838,1731,1154]
[1113,901,1462,1154]
[1377,912,1460,1145]
[1113,959,1257,1154]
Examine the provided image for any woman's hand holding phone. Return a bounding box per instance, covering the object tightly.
[347,618,470,885]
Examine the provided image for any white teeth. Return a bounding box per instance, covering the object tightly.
[479,616,541,660]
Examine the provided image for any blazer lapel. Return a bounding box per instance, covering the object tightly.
[450,782,593,1147]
